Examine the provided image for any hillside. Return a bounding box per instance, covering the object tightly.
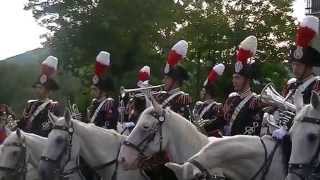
[0,48,84,116]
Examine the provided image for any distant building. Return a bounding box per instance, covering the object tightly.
[306,0,320,17]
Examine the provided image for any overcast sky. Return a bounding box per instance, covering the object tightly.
[0,0,306,60]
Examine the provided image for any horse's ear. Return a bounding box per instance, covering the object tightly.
[64,110,71,125]
[311,91,320,110]
[149,94,163,114]
[16,128,22,140]
[165,162,185,180]
[48,112,58,124]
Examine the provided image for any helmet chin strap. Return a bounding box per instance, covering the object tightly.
[239,78,250,93]
[167,79,177,91]
[298,66,313,82]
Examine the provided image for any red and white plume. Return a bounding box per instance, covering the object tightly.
[137,65,151,87]
[165,40,188,73]
[235,36,257,72]
[95,51,111,77]
[294,15,319,59]
[41,56,58,78]
[204,63,225,86]
[138,66,150,82]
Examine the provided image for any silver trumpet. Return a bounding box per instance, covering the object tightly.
[120,84,165,98]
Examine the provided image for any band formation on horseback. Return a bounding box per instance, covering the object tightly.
[1,15,320,180]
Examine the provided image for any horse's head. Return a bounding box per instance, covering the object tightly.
[0,129,27,180]
[39,111,80,180]
[118,95,172,170]
[287,91,320,180]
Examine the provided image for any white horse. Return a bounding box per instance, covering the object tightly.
[0,129,82,180]
[39,111,146,180]
[118,96,218,171]
[165,135,289,180]
[0,129,43,180]
[286,91,320,180]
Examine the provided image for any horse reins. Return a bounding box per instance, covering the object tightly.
[92,145,121,180]
[0,141,27,180]
[122,110,165,159]
[188,159,225,180]
[41,123,83,179]
[288,117,320,180]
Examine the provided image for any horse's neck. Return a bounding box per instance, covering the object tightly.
[166,114,209,163]
[74,121,124,167]
[24,133,46,167]
[193,136,268,179]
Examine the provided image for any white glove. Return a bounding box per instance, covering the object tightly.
[272,127,288,140]
[124,122,135,128]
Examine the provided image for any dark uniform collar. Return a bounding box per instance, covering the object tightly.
[97,96,107,103]
[296,74,315,86]
[167,88,181,95]
[239,88,252,99]
[203,99,215,104]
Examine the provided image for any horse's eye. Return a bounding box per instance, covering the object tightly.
[56,137,65,144]
[308,133,317,142]
[142,125,150,131]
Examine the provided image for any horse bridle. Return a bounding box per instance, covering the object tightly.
[123,110,165,160]
[0,141,27,180]
[41,122,81,179]
[289,117,320,180]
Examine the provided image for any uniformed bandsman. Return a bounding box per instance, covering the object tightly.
[120,65,152,134]
[223,36,265,136]
[193,64,226,137]
[273,15,320,139]
[87,51,118,129]
[18,56,64,137]
[129,66,152,122]
[156,40,192,119]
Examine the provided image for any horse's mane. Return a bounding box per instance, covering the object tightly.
[140,106,206,138]
[70,119,125,139]
[24,132,47,142]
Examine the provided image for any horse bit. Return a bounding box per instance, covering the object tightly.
[0,140,27,180]
[41,123,81,180]
[288,117,320,180]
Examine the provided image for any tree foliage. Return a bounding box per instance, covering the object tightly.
[24,0,296,102]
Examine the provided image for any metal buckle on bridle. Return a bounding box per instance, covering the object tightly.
[288,117,320,180]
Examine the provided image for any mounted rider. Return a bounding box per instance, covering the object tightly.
[156,40,192,120]
[273,15,320,139]
[119,65,152,134]
[223,36,265,136]
[193,63,226,137]
[18,56,64,137]
[87,51,119,129]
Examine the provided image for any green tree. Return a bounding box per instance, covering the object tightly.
[24,0,296,103]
